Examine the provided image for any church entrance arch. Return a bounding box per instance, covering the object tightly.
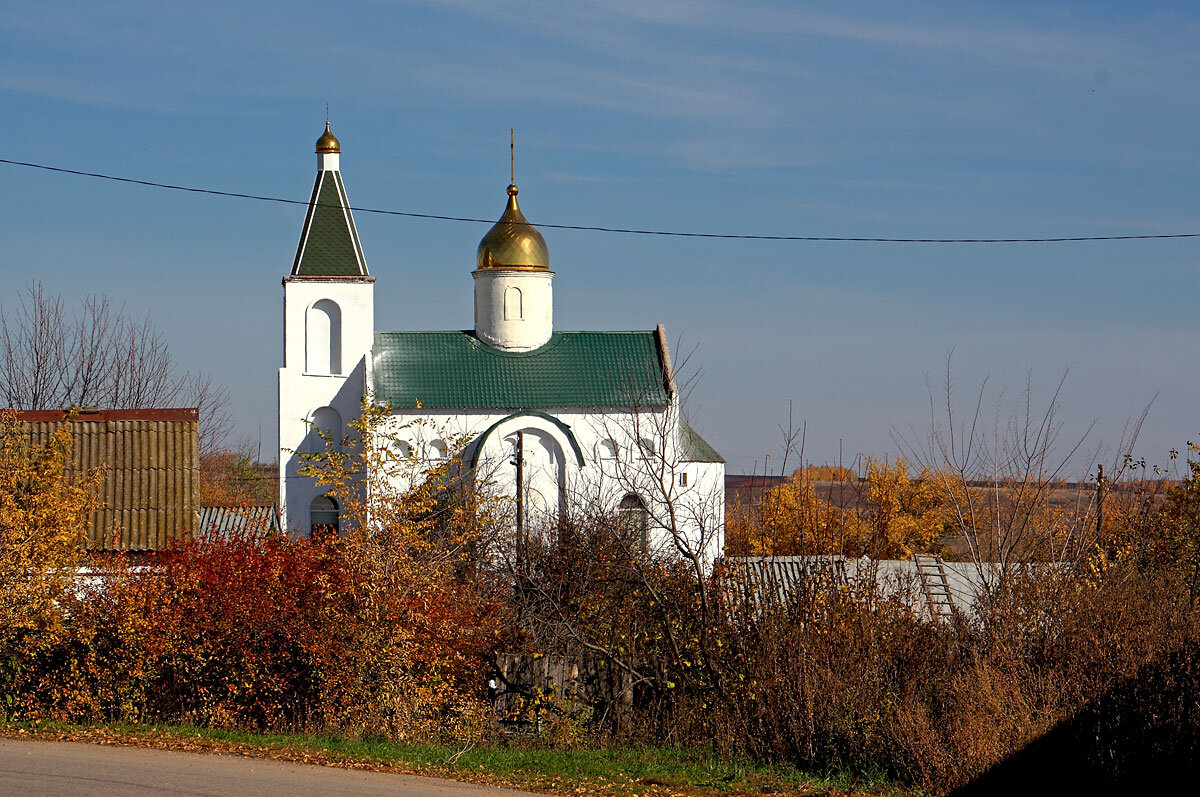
[469,411,585,535]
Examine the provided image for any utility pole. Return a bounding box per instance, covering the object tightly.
[515,430,525,569]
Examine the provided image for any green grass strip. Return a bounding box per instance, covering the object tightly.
[1,720,909,796]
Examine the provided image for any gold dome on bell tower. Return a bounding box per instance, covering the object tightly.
[476,182,550,271]
[315,121,341,153]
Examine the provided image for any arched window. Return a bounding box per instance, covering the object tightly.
[597,439,618,460]
[639,437,657,457]
[310,406,342,452]
[503,286,523,321]
[619,493,649,547]
[310,494,339,537]
[306,299,342,374]
[427,439,449,461]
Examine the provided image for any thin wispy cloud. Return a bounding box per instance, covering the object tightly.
[438,0,1123,68]
[0,73,184,113]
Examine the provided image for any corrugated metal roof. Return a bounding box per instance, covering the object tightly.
[372,330,671,410]
[725,555,1007,621]
[15,409,199,551]
[15,409,198,422]
[197,505,280,538]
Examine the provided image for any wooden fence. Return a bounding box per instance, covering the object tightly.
[491,652,632,731]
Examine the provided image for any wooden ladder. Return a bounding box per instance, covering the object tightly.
[914,554,955,621]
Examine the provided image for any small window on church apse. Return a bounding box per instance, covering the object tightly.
[619,493,650,548]
[504,286,523,321]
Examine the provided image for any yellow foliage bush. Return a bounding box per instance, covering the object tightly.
[0,411,102,716]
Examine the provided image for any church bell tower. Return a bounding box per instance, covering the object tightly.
[278,121,374,535]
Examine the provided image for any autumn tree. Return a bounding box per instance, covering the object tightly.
[0,410,102,711]
[296,403,510,737]
[728,473,846,555]
[727,457,950,558]
[199,439,277,506]
[860,457,949,557]
[794,464,855,481]
[1117,441,1200,605]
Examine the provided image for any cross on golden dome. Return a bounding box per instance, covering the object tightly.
[476,130,549,270]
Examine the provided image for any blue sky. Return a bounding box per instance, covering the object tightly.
[3,0,1199,474]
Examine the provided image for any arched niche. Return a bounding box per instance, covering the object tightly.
[469,411,585,471]
[309,406,342,452]
[306,299,342,374]
[504,286,523,321]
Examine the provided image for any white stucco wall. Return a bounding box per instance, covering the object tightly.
[367,403,726,569]
[472,268,554,351]
[317,152,340,172]
[278,277,374,534]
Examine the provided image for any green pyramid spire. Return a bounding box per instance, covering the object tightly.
[291,127,368,277]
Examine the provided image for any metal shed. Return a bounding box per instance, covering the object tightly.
[13,408,199,551]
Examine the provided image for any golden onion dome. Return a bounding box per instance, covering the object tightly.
[476,183,550,270]
[315,121,341,153]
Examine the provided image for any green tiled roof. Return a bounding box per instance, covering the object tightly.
[680,420,725,463]
[291,170,368,277]
[372,331,671,410]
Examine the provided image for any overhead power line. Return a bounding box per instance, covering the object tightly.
[2,156,1197,245]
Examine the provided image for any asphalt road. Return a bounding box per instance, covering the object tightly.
[0,739,539,796]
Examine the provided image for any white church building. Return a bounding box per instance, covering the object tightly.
[278,124,725,566]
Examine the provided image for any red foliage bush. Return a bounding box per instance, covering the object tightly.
[15,530,501,738]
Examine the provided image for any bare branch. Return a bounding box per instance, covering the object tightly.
[1,281,231,450]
